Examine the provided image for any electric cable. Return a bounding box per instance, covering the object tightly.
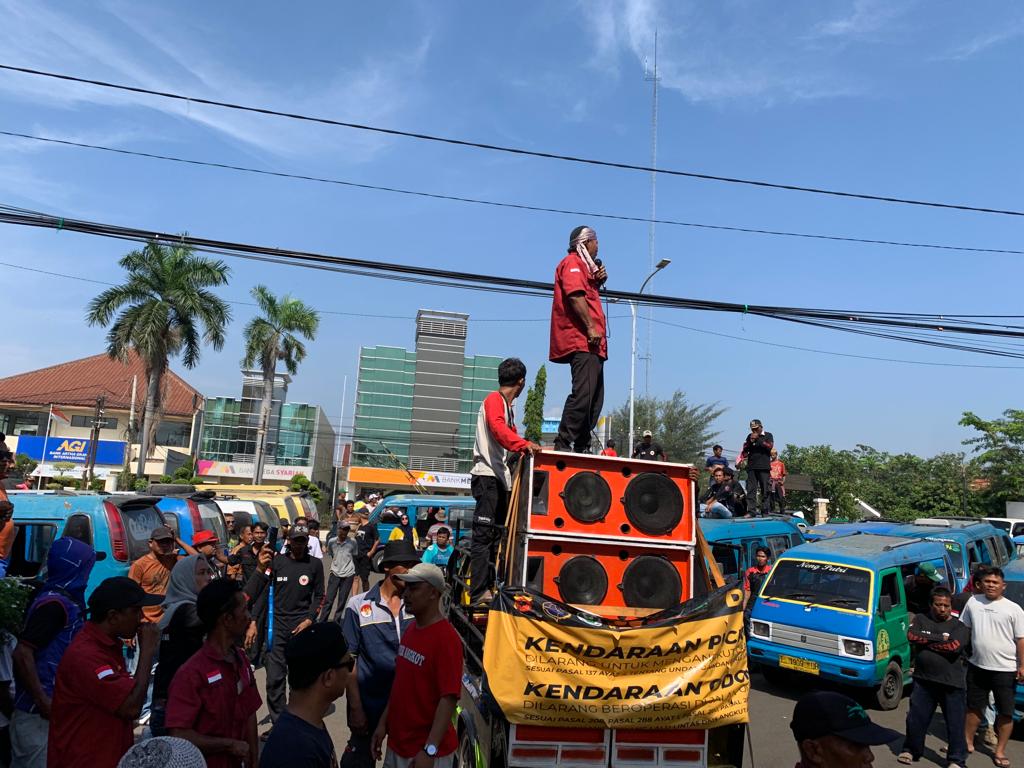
[1,64,1022,217]
[2,130,1020,257]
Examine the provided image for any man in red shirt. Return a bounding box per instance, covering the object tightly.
[48,577,162,768]
[599,439,617,457]
[468,358,540,605]
[166,578,261,768]
[550,225,608,454]
[372,563,462,768]
[769,449,787,514]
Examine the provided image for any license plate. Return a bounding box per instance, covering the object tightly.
[779,655,820,675]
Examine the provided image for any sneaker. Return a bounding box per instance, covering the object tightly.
[983,729,999,749]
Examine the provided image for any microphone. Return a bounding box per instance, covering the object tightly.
[594,258,607,290]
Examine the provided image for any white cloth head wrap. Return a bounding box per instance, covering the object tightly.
[570,227,599,275]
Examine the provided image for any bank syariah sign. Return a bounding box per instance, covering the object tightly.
[16,436,127,465]
[196,459,313,480]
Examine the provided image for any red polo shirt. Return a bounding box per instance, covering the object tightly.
[48,622,136,768]
[165,641,262,768]
[550,251,607,362]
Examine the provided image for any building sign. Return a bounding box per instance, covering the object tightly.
[16,436,127,465]
[347,465,471,490]
[197,459,313,480]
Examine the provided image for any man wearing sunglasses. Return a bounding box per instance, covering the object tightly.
[737,419,775,517]
[261,622,353,768]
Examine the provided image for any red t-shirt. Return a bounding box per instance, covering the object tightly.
[600,448,617,457]
[48,622,136,768]
[770,460,787,482]
[165,642,262,768]
[386,619,462,758]
[549,251,607,362]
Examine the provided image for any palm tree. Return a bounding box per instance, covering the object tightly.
[87,240,231,477]
[242,285,320,483]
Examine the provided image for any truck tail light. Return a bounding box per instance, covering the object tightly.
[187,499,204,534]
[103,501,128,561]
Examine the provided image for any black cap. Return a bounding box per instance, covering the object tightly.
[288,524,311,540]
[791,692,902,745]
[150,526,174,541]
[379,538,421,568]
[88,576,164,618]
[286,622,350,688]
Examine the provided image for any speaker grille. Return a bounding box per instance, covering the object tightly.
[623,473,683,535]
[622,555,682,608]
[557,556,609,604]
[561,472,612,523]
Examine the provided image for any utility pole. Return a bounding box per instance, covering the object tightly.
[84,395,105,489]
[642,30,660,396]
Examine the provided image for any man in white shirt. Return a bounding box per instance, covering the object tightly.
[960,567,1024,766]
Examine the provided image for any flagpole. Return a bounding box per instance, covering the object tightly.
[37,404,53,490]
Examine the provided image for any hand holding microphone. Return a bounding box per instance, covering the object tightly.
[594,257,608,289]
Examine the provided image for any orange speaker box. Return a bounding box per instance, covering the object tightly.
[522,535,692,612]
[520,452,696,547]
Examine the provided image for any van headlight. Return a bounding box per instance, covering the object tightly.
[841,638,871,657]
[751,621,770,639]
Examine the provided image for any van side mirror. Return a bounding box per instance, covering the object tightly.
[879,595,892,615]
[95,551,107,562]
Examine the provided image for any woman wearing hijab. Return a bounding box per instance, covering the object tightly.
[387,511,419,548]
[150,556,213,736]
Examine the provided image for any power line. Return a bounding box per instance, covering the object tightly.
[1,64,1022,218]
[4,130,1020,257]
[4,204,1024,361]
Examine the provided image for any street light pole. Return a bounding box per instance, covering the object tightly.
[628,258,671,458]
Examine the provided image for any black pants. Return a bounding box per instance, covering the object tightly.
[769,484,785,514]
[341,705,383,768]
[746,469,771,515]
[265,627,297,721]
[469,475,509,601]
[320,573,356,622]
[554,352,604,452]
[902,679,968,764]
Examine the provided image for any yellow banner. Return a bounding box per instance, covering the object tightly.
[482,587,750,729]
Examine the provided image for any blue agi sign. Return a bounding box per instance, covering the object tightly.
[16,436,127,465]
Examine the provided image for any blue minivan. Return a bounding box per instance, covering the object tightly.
[156,490,230,549]
[699,516,805,584]
[885,519,1015,592]
[804,520,908,542]
[748,533,956,709]
[8,491,167,598]
[369,494,476,570]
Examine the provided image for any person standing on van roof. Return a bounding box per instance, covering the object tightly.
[737,419,774,516]
[469,357,540,606]
[898,587,970,768]
[11,537,96,768]
[705,444,729,474]
[769,449,787,514]
[960,567,1024,767]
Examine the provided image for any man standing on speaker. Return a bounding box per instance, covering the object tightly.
[550,225,607,454]
[737,419,774,516]
[469,358,541,606]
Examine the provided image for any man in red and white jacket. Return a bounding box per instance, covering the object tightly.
[468,358,540,605]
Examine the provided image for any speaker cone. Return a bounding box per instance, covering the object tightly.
[561,472,612,523]
[557,556,608,604]
[623,473,683,535]
[622,555,682,608]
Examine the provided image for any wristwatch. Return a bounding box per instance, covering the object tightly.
[423,743,438,757]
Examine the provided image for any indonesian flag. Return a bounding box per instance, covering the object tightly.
[50,406,71,427]
[95,665,115,680]
[206,671,223,685]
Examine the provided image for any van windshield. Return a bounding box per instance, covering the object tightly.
[761,559,871,613]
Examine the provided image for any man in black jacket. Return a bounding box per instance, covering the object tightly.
[245,524,325,732]
[700,467,746,518]
[738,419,774,516]
[898,587,970,766]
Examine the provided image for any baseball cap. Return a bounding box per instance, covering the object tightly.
[379,538,421,568]
[917,562,942,583]
[88,576,164,618]
[395,562,446,592]
[642,430,653,437]
[192,530,218,547]
[288,524,311,540]
[150,526,174,541]
[791,691,901,745]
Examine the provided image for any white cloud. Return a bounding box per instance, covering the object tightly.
[943,23,1024,61]
[0,1,432,161]
[812,0,904,40]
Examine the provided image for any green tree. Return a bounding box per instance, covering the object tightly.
[13,453,36,484]
[86,240,230,478]
[51,461,78,488]
[522,365,547,444]
[289,473,323,504]
[960,409,1024,515]
[606,391,724,464]
[242,286,320,484]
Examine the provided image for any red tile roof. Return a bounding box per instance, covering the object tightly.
[0,351,202,417]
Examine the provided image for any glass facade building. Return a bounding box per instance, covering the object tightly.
[351,311,500,474]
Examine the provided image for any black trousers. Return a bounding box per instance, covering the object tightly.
[746,469,771,515]
[320,573,355,622]
[469,475,509,601]
[769,484,786,514]
[902,679,968,764]
[554,352,605,452]
[265,627,298,721]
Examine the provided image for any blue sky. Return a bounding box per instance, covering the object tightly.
[0,1,1022,458]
